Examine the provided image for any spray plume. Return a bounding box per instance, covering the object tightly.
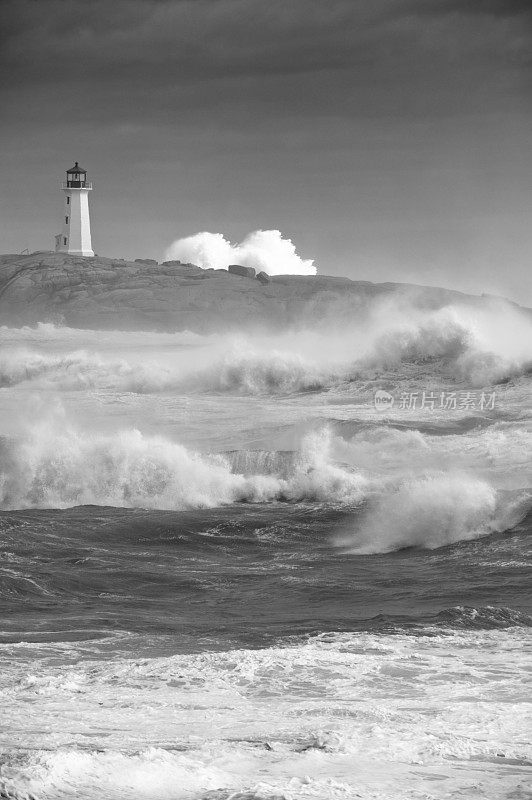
[164,230,316,275]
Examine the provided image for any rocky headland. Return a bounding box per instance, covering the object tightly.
[0,252,522,332]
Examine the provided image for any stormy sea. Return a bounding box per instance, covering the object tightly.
[0,299,531,800]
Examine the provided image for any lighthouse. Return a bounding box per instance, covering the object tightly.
[54,162,94,257]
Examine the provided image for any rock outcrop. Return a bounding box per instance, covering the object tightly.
[0,252,522,333]
[228,264,256,279]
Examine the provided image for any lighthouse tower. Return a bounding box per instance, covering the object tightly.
[54,162,94,256]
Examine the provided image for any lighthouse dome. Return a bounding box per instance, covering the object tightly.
[66,162,87,174]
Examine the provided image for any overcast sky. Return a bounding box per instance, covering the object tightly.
[0,0,530,302]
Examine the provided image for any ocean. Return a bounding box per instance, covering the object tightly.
[0,304,530,800]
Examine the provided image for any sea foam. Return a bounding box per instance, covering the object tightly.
[1,629,530,800]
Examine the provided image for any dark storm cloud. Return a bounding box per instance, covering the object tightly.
[0,0,395,86]
[1,0,530,92]
[410,0,532,18]
[0,0,529,141]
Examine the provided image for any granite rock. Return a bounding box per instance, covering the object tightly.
[228,264,256,279]
[0,252,522,333]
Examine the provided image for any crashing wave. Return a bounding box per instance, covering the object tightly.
[0,349,140,390]
[0,347,332,395]
[0,427,367,511]
[340,473,530,554]
[361,302,532,386]
[1,419,528,555]
[1,298,531,395]
[191,350,330,394]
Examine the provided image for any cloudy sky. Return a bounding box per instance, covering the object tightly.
[0,0,530,301]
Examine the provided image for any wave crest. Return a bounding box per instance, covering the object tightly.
[0,427,367,511]
[364,303,532,386]
[341,474,529,554]
[193,350,329,394]
[0,347,331,395]
[1,297,531,396]
[435,606,532,630]
[0,349,140,391]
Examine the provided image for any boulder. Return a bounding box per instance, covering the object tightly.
[256,271,270,285]
[228,264,256,279]
[135,258,158,265]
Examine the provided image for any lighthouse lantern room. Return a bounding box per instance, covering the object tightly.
[55,161,94,257]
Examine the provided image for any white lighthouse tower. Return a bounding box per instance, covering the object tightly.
[54,162,94,256]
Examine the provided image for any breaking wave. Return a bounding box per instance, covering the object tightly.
[0,347,332,395]
[191,350,330,394]
[0,426,367,511]
[1,417,528,554]
[1,309,531,397]
[0,349,142,391]
[361,302,532,386]
[342,474,529,554]
[1,343,528,397]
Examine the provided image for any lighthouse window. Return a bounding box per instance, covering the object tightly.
[66,197,70,205]
[65,216,69,224]
[63,237,67,245]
